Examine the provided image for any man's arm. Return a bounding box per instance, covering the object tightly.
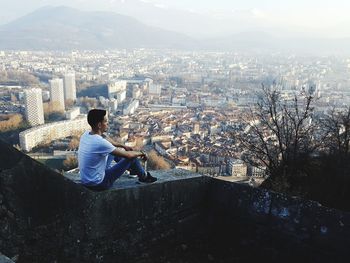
[103,134,133,151]
[111,148,146,160]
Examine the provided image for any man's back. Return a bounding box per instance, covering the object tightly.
[78,131,115,186]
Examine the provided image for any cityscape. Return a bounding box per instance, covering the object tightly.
[1,1,350,262]
[1,49,349,181]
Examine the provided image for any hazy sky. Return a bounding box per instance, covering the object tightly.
[1,0,350,38]
[145,0,350,27]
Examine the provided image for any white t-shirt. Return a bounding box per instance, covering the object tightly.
[78,131,116,185]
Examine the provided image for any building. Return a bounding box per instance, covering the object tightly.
[250,166,267,177]
[108,99,118,113]
[24,88,45,126]
[108,81,127,99]
[65,107,80,120]
[117,90,126,104]
[151,134,174,144]
[49,78,65,111]
[63,72,77,101]
[227,158,247,177]
[123,100,139,115]
[209,124,220,135]
[19,116,89,152]
[172,96,186,105]
[99,96,110,108]
[154,142,168,156]
[132,87,141,99]
[193,123,200,134]
[149,84,162,96]
[42,90,50,101]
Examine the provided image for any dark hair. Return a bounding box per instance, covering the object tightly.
[87,109,106,128]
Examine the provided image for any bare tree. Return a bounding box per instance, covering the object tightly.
[65,99,75,108]
[43,102,65,121]
[80,96,98,110]
[147,150,171,170]
[1,70,40,86]
[63,156,78,171]
[0,114,23,132]
[321,107,350,157]
[134,137,145,150]
[238,84,317,179]
[68,137,80,150]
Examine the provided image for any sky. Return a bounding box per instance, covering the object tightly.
[144,0,350,28]
[1,0,350,38]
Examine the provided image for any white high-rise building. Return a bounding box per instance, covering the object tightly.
[49,78,65,111]
[19,116,89,152]
[24,88,44,126]
[64,72,77,101]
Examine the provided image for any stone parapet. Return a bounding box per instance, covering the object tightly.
[1,139,350,262]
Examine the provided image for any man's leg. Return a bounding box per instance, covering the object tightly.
[126,157,157,183]
[100,157,145,189]
[112,155,146,178]
[128,158,146,177]
[112,156,157,183]
[85,157,136,191]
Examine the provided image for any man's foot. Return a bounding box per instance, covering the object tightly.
[138,172,157,183]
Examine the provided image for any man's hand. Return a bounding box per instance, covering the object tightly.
[140,150,148,161]
[111,149,148,160]
[123,145,133,151]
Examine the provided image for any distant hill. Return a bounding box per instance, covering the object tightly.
[1,6,350,55]
[0,6,197,50]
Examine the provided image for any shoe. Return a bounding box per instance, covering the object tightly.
[138,172,157,183]
[128,174,138,178]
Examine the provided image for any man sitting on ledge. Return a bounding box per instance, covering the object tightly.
[78,109,157,191]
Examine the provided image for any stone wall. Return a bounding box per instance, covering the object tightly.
[206,179,350,261]
[0,140,210,262]
[1,139,350,262]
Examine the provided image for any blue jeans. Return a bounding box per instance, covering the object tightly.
[86,155,145,191]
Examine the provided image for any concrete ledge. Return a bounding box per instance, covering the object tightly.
[64,168,203,190]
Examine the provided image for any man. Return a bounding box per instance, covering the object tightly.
[78,109,157,191]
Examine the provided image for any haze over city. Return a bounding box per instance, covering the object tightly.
[1,0,350,38]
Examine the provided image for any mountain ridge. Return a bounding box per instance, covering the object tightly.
[1,6,350,55]
[0,6,197,50]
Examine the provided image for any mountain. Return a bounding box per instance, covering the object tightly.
[1,5,350,55]
[0,6,197,50]
[0,0,270,39]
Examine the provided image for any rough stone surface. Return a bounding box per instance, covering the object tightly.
[0,253,14,263]
[206,178,350,261]
[1,139,350,262]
